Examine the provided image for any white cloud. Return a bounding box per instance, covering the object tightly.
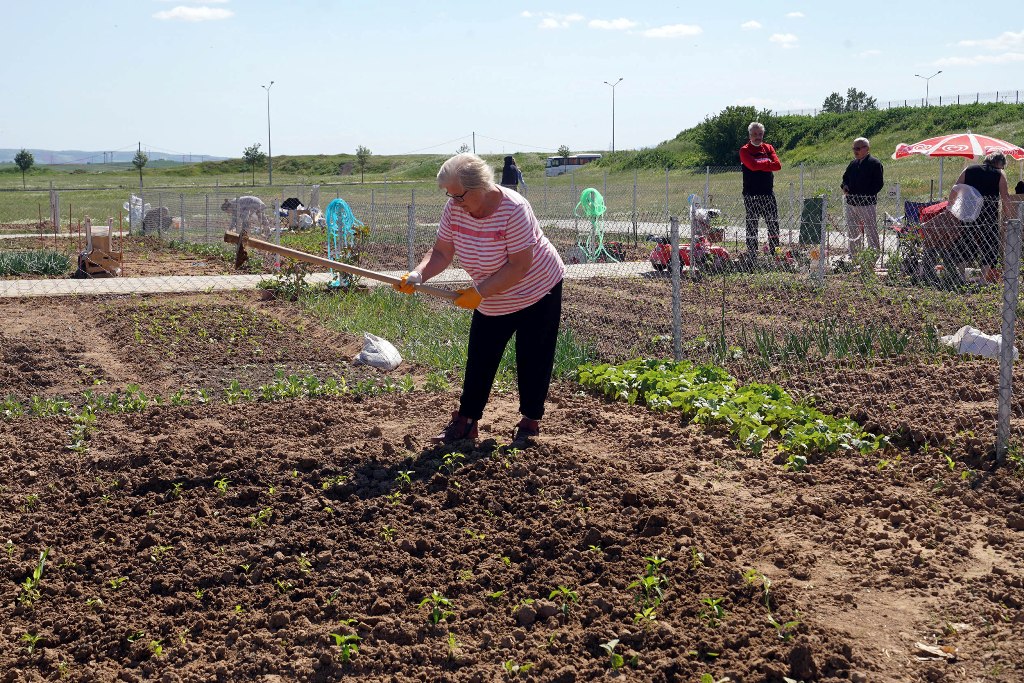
[154,6,232,20]
[957,30,1024,50]
[769,33,798,48]
[936,52,1024,66]
[786,11,805,18]
[859,49,881,57]
[740,20,762,30]
[589,18,638,30]
[642,24,702,39]
[529,12,583,29]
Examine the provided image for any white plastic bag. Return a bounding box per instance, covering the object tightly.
[948,184,983,222]
[354,332,403,371]
[940,325,1018,360]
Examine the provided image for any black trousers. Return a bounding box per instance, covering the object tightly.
[743,194,780,255]
[459,280,563,421]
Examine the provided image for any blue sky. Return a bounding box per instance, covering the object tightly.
[3,1,1023,160]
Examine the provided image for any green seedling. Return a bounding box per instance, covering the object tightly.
[239,563,252,573]
[22,494,40,512]
[249,507,273,529]
[109,576,128,590]
[330,632,361,663]
[385,491,402,505]
[275,579,294,594]
[690,546,705,571]
[549,585,579,618]
[85,597,104,609]
[296,554,312,573]
[600,638,625,670]
[234,604,244,613]
[487,590,505,601]
[170,482,183,497]
[213,478,230,495]
[178,628,190,645]
[22,632,43,655]
[5,540,13,559]
[149,545,173,563]
[742,568,772,608]
[419,590,454,625]
[380,526,396,542]
[395,470,413,488]
[767,614,801,641]
[502,660,534,677]
[194,588,205,600]
[127,631,145,643]
[18,548,50,607]
[321,474,348,490]
[587,544,603,554]
[699,596,726,627]
[783,453,808,472]
[634,606,658,627]
[149,639,164,658]
[439,452,465,476]
[446,632,460,662]
[464,528,486,541]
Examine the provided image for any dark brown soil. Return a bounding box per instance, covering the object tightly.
[0,282,1022,682]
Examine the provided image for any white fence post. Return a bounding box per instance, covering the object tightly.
[407,190,416,271]
[997,217,1022,461]
[670,216,682,362]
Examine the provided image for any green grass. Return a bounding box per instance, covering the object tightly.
[0,250,71,276]
[299,286,596,382]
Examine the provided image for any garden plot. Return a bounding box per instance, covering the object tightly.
[0,284,1021,682]
[0,383,1021,682]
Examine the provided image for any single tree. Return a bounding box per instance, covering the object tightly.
[844,87,877,112]
[355,145,372,183]
[455,143,471,154]
[132,149,149,187]
[557,144,571,160]
[14,149,34,189]
[821,92,845,113]
[693,106,774,165]
[243,143,267,186]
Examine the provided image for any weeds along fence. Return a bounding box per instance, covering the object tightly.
[2,168,1024,460]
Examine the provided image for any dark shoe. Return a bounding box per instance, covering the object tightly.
[510,417,540,449]
[431,412,478,445]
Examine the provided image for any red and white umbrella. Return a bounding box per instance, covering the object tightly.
[892,132,1024,160]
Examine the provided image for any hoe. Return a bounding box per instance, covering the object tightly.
[224,230,458,301]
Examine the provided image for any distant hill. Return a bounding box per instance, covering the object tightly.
[0,149,227,165]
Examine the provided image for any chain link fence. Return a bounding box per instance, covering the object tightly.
[1,168,1023,462]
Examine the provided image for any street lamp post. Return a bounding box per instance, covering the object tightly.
[914,71,942,106]
[603,77,623,153]
[261,80,274,185]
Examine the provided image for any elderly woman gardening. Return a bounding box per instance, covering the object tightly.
[394,153,565,447]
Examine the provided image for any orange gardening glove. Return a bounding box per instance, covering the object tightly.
[454,287,482,310]
[392,271,421,295]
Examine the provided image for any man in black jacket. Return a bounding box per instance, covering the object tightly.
[841,137,884,259]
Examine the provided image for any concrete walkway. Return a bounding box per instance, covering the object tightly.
[0,261,657,299]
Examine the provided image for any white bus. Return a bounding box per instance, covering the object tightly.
[544,153,602,177]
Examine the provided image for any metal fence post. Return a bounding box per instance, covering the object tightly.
[799,164,805,205]
[689,204,699,282]
[664,168,670,222]
[205,195,210,244]
[997,217,1022,461]
[370,188,376,234]
[407,190,416,271]
[632,169,638,239]
[704,166,710,206]
[670,216,682,362]
[815,194,828,285]
[180,194,186,241]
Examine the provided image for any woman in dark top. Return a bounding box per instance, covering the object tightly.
[500,156,526,193]
[956,152,1011,282]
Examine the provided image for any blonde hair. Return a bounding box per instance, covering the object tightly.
[437,153,495,191]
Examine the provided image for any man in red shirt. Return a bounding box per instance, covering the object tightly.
[739,122,782,263]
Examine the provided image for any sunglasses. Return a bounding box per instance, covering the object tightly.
[445,189,469,203]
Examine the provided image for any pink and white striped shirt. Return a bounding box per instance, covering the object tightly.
[438,186,565,316]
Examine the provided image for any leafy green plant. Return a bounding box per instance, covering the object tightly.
[213,478,230,495]
[18,548,50,607]
[109,576,128,590]
[330,632,361,663]
[699,596,726,627]
[767,613,801,641]
[600,638,625,670]
[502,659,534,677]
[783,453,808,472]
[149,639,164,658]
[419,590,454,625]
[439,452,465,476]
[249,507,273,529]
[21,632,43,655]
[548,585,579,618]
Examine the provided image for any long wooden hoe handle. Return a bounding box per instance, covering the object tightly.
[224,231,459,301]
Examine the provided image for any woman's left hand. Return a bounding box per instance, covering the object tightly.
[454,287,482,310]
